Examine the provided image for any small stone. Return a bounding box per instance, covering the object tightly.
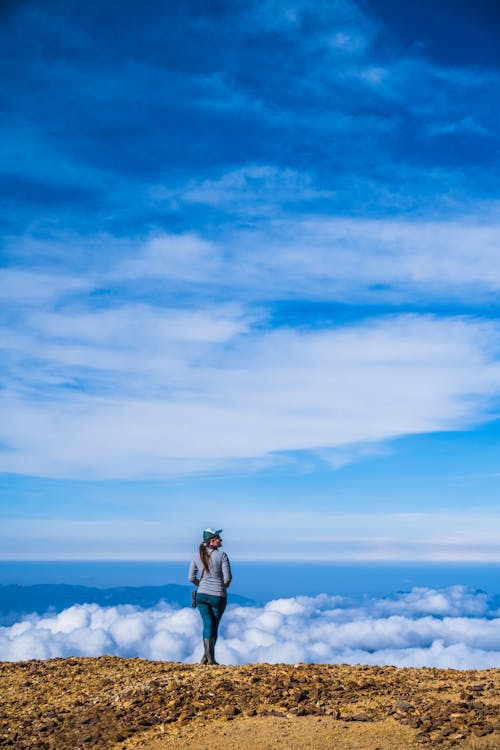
[326,708,340,719]
[415,732,431,743]
[438,725,455,737]
[472,725,493,736]
[395,699,412,711]
[350,714,372,722]
[403,717,421,728]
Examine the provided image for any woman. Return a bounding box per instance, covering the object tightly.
[189,528,232,665]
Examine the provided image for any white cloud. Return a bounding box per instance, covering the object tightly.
[34,304,249,347]
[7,215,500,307]
[106,219,500,300]
[0,269,91,305]
[1,587,499,668]
[175,166,332,214]
[3,213,500,480]
[242,218,500,298]
[317,442,390,469]
[117,233,222,283]
[1,314,500,478]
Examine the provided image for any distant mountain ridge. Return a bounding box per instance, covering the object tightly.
[0,584,255,625]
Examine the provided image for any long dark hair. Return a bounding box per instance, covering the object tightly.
[199,543,211,575]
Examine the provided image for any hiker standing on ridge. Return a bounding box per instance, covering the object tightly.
[189,528,232,665]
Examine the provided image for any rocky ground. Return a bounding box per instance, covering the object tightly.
[0,657,499,749]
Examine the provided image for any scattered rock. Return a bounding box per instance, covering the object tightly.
[0,658,498,749]
[472,725,493,736]
[395,699,412,711]
[349,713,372,722]
[468,684,485,693]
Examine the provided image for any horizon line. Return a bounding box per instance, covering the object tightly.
[1,558,500,564]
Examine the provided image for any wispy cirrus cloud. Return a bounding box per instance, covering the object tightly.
[7,209,500,325]
[1,309,499,478]
[112,218,500,300]
[164,166,332,215]
[0,269,92,305]
[2,0,499,237]
[3,208,500,482]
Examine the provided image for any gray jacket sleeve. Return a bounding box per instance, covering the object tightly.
[188,557,199,584]
[222,553,232,586]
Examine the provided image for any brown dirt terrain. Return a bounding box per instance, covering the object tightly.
[0,657,498,750]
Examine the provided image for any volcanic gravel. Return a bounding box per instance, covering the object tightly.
[0,658,499,749]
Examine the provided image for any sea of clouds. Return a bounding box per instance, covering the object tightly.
[2,586,499,669]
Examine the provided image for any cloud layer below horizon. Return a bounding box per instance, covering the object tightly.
[2,586,500,669]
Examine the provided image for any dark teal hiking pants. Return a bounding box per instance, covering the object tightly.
[196,593,226,640]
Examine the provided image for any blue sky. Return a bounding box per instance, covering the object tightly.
[1,0,500,561]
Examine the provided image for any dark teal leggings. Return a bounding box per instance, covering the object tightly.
[196,593,226,639]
